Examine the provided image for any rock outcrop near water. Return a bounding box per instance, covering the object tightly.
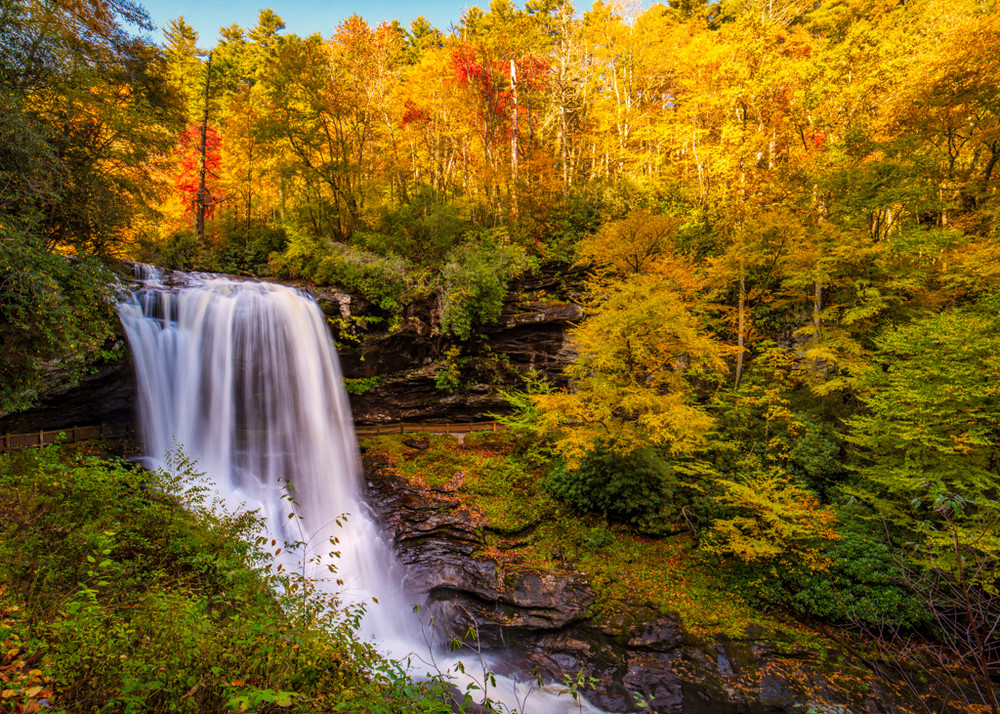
[322,266,585,424]
[363,450,926,714]
[0,347,134,433]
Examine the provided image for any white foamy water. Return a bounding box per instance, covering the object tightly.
[119,268,599,713]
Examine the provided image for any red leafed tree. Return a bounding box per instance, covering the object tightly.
[174,124,223,220]
[450,42,549,212]
[450,42,511,166]
[400,99,428,128]
[449,44,549,149]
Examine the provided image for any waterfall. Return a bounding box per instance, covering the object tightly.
[119,268,599,712]
[119,269,416,648]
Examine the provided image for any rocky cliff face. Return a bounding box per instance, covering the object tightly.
[363,450,925,714]
[307,267,585,424]
[0,345,135,433]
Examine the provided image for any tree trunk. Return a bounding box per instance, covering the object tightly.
[196,51,213,242]
[510,58,519,216]
[735,263,746,388]
[813,280,822,341]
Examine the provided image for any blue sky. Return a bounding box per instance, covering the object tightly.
[138,0,479,44]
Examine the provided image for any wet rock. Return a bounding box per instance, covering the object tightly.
[623,652,684,713]
[501,571,594,628]
[627,619,683,653]
[759,673,798,709]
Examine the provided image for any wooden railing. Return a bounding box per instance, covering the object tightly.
[354,420,503,436]
[0,424,134,453]
[0,420,502,453]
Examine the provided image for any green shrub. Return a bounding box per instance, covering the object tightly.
[343,375,384,395]
[0,243,121,413]
[136,230,202,270]
[0,447,451,713]
[787,418,846,496]
[314,245,417,311]
[439,229,534,340]
[214,225,289,273]
[433,346,464,393]
[274,230,419,312]
[369,184,470,263]
[546,448,679,533]
[720,526,928,628]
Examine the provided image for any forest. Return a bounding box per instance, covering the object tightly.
[1,0,999,710]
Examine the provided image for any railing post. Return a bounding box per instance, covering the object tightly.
[38,430,44,448]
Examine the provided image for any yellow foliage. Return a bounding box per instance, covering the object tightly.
[705,466,840,570]
[578,212,684,278]
[534,274,725,465]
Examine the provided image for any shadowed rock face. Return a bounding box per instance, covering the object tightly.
[363,452,929,714]
[0,352,135,433]
[340,297,584,424]
[304,263,588,424]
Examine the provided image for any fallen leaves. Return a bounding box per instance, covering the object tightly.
[0,586,54,713]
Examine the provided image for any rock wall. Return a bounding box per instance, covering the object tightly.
[0,347,135,433]
[312,266,585,424]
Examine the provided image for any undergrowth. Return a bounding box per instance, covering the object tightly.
[0,445,451,713]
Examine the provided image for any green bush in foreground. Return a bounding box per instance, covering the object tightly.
[0,446,449,713]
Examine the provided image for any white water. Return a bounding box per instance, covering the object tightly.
[119,268,599,712]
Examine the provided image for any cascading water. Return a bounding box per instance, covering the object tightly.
[119,268,417,649]
[119,267,598,712]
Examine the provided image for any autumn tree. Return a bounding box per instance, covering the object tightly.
[535,211,724,464]
[0,0,179,410]
[402,16,444,63]
[163,17,202,122]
